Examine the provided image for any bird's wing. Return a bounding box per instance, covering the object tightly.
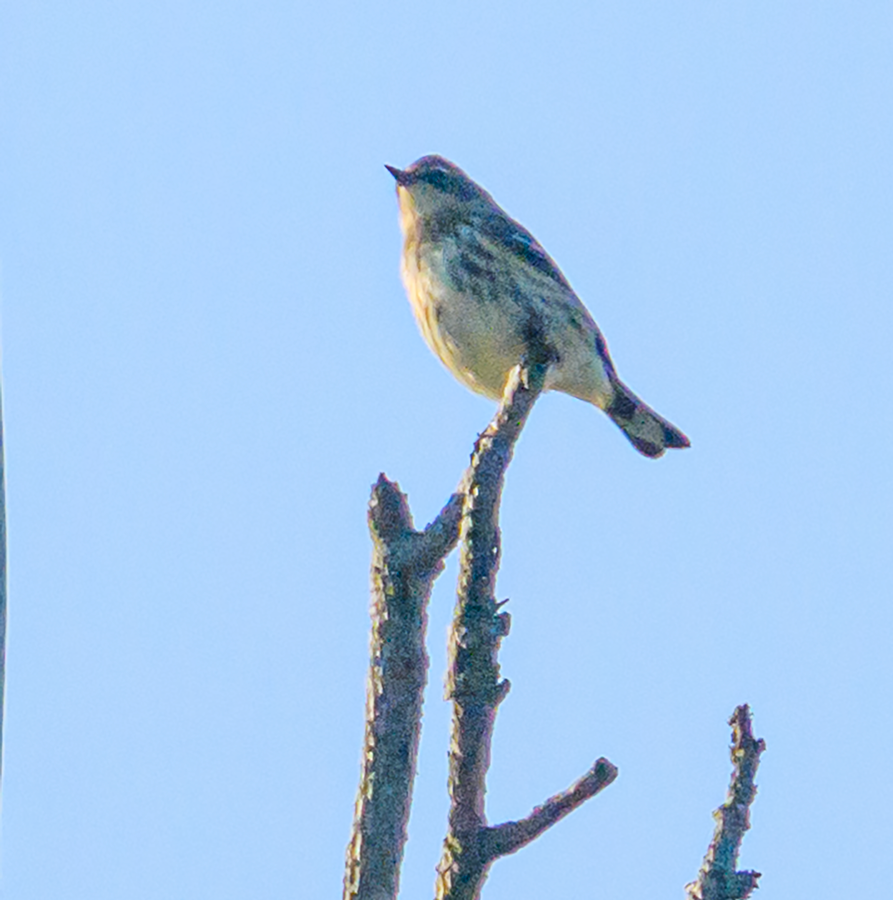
[479,210,575,291]
[477,208,614,371]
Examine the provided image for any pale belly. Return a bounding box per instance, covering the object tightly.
[402,244,615,407]
[413,273,526,398]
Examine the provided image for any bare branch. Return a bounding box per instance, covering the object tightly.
[686,705,765,900]
[484,758,618,858]
[418,492,465,570]
[435,352,616,900]
[343,477,462,900]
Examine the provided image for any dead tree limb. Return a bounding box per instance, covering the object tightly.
[686,705,765,900]
[483,758,618,859]
[343,480,463,900]
[435,356,617,900]
[344,350,752,900]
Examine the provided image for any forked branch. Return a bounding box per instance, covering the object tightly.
[343,480,463,900]
[435,353,617,900]
[344,354,761,900]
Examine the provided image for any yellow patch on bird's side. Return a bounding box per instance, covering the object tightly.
[394,185,417,240]
[396,187,466,386]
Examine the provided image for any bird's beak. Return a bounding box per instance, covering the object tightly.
[385,164,407,185]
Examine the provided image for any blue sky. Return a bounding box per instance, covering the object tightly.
[1,2,891,898]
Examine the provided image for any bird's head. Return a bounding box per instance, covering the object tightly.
[385,155,492,222]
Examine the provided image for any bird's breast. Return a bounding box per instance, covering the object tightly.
[399,233,532,398]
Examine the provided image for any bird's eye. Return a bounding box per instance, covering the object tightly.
[424,169,452,192]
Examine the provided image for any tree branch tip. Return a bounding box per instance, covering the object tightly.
[368,474,414,539]
[372,472,399,493]
[590,757,619,785]
[728,704,766,756]
[421,491,464,543]
[482,753,617,861]
[495,679,511,704]
[729,704,757,735]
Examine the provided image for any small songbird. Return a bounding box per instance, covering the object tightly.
[386,155,690,458]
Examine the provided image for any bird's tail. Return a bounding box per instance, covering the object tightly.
[606,380,690,459]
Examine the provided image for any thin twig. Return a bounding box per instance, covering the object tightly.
[484,758,618,858]
[686,705,765,900]
[343,478,462,900]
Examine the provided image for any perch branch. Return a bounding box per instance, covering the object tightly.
[435,352,617,900]
[686,705,765,900]
[343,478,463,900]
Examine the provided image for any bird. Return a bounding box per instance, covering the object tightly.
[385,155,690,458]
